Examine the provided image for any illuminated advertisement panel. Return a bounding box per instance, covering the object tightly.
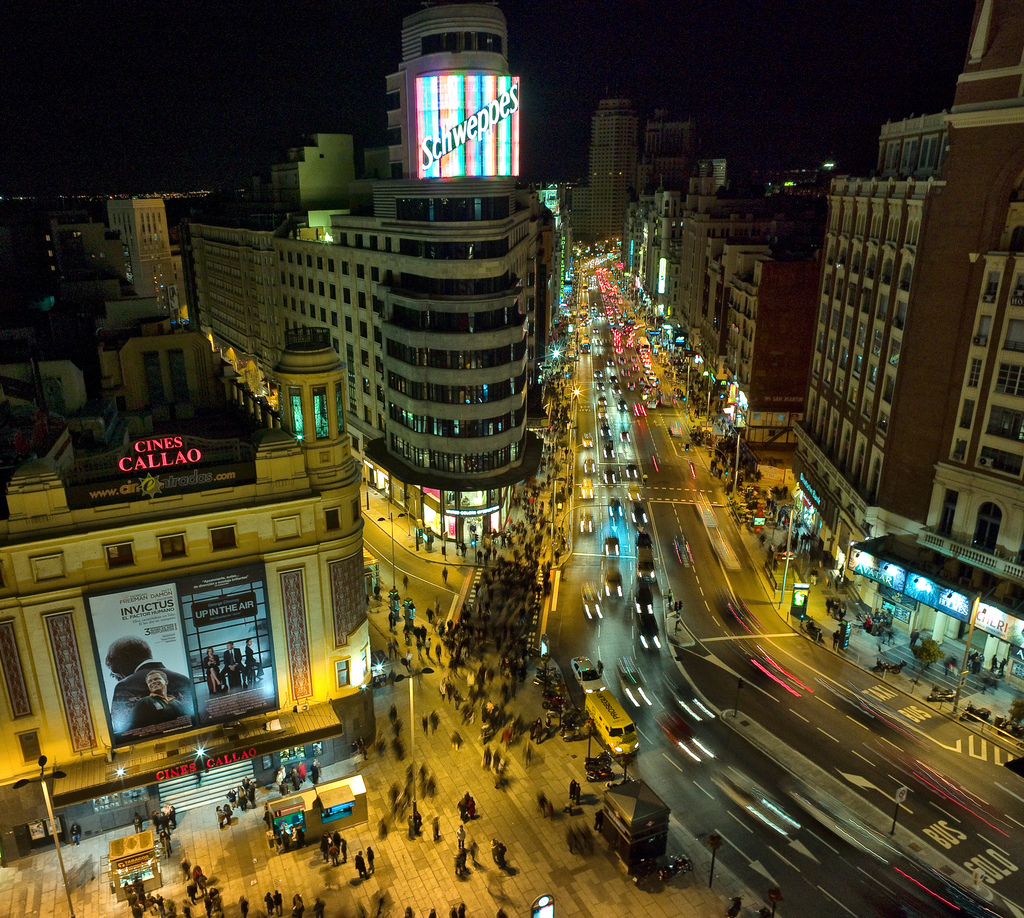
[88,564,277,747]
[416,73,520,179]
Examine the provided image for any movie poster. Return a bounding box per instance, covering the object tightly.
[177,564,278,725]
[87,583,198,745]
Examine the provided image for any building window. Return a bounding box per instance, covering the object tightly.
[973,501,1003,551]
[980,446,1023,475]
[344,288,352,304]
[371,266,380,282]
[105,542,134,568]
[330,284,336,300]
[210,526,237,551]
[335,381,346,433]
[996,362,1024,396]
[328,258,335,272]
[313,385,330,439]
[938,489,958,536]
[289,386,304,439]
[18,731,40,763]
[959,399,975,429]
[967,357,983,388]
[159,534,186,559]
[345,316,353,332]
[335,659,350,688]
[325,508,340,531]
[986,404,1024,440]
[360,321,368,338]
[358,292,366,309]
[331,312,338,327]
[342,261,349,275]
[953,438,967,461]
[318,281,325,296]
[357,264,365,279]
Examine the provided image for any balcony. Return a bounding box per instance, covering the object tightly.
[918,528,1024,586]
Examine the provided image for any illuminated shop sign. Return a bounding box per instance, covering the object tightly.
[658,258,667,295]
[798,472,820,508]
[416,73,520,178]
[977,603,1024,648]
[118,436,202,473]
[850,549,906,592]
[447,505,501,517]
[155,746,259,782]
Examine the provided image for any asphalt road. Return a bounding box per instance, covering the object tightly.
[544,269,1022,917]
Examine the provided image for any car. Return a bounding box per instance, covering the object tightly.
[712,770,801,837]
[631,500,648,525]
[608,498,624,522]
[597,381,606,391]
[600,423,611,438]
[580,511,595,533]
[619,429,631,443]
[634,601,661,650]
[609,374,618,385]
[571,656,606,694]
[604,535,620,557]
[581,584,603,621]
[656,711,713,762]
[603,441,615,459]
[617,399,628,412]
[626,484,641,502]
[604,561,623,598]
[582,433,594,448]
[580,478,594,499]
[617,656,651,706]
[583,458,596,474]
[597,396,607,407]
[594,369,603,379]
[633,403,647,417]
[635,583,654,616]
[602,467,618,485]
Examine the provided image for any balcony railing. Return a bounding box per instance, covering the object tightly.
[918,528,1024,585]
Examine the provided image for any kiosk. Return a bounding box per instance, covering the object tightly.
[268,775,367,852]
[109,830,162,901]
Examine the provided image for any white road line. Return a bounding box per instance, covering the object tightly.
[789,708,809,723]
[929,802,961,823]
[662,753,683,773]
[719,830,755,860]
[979,834,1010,855]
[806,829,840,855]
[817,697,836,710]
[995,781,1024,807]
[818,886,858,917]
[878,736,902,750]
[844,714,869,730]
[728,811,754,834]
[769,845,801,873]
[694,780,714,799]
[817,727,840,744]
[1006,814,1024,831]
[851,749,876,767]
[856,866,886,889]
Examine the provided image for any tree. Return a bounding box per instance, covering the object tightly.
[911,637,944,684]
[1009,697,1024,725]
[706,833,723,889]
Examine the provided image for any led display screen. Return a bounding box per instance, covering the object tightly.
[88,564,278,746]
[416,73,520,179]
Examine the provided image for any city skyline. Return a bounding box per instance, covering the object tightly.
[1,0,975,195]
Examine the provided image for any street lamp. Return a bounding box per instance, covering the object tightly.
[394,665,434,802]
[377,512,406,590]
[14,755,75,918]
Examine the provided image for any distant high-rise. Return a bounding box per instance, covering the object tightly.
[106,197,181,317]
[578,98,637,242]
[637,111,695,194]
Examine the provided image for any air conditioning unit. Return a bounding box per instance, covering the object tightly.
[974,335,988,346]
[983,293,997,303]
[979,457,989,466]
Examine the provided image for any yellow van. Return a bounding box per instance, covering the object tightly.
[580,478,594,499]
[585,688,639,755]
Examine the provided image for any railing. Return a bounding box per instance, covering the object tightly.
[918,528,1024,583]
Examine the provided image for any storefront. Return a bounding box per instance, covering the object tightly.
[109,830,162,901]
[268,775,368,852]
[850,539,1024,688]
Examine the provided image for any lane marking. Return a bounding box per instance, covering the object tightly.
[851,749,875,768]
[845,715,869,730]
[728,811,754,834]
[790,708,809,723]
[817,727,840,744]
[929,801,961,823]
[817,697,836,710]
[995,781,1024,807]
[817,886,859,918]
[693,780,714,799]
[661,753,683,773]
[806,829,840,855]
[769,845,801,873]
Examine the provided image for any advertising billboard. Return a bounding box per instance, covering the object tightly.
[88,564,277,746]
[416,72,520,179]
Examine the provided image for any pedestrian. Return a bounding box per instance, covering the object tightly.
[442,566,449,585]
[133,811,144,833]
[239,897,249,918]
[264,893,274,917]
[181,857,192,881]
[457,904,466,918]
[594,809,604,832]
[457,824,466,850]
[910,629,921,647]
[341,835,348,863]
[70,822,81,845]
[311,759,321,785]
[329,843,339,866]
[366,845,375,874]
[832,630,840,650]
[432,816,441,842]
[274,891,283,917]
[355,850,368,879]
[313,900,325,918]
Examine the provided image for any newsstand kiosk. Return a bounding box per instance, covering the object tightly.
[109,830,162,901]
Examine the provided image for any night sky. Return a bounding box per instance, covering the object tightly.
[0,0,976,196]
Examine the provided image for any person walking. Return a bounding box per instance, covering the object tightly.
[340,835,348,864]
[442,566,449,586]
[313,899,325,918]
[239,896,249,918]
[366,845,375,874]
[273,891,283,917]
[457,824,466,850]
[354,850,368,879]
[264,893,274,917]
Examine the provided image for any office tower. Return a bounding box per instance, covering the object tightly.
[107,197,181,317]
[637,111,695,194]
[579,98,637,242]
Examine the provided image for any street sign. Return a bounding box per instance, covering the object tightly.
[894,786,909,804]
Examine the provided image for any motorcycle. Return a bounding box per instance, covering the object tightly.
[658,854,693,881]
[630,858,659,882]
[586,762,616,782]
[994,716,1024,739]
[927,686,955,703]
[872,659,907,675]
[960,702,992,723]
[801,618,824,643]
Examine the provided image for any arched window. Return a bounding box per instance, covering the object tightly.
[882,259,894,284]
[865,254,876,278]
[1010,226,1024,253]
[973,501,1002,552]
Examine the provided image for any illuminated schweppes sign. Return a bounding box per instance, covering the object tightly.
[416,73,520,178]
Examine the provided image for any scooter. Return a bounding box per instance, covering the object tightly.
[801,618,824,643]
[658,854,693,881]
[927,686,955,703]
[586,761,616,782]
[960,702,992,723]
[872,659,907,675]
[630,858,659,882]
[994,716,1024,739]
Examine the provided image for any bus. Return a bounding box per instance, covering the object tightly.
[585,688,639,755]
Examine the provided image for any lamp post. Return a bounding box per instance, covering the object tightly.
[377,512,406,589]
[394,665,434,802]
[14,756,75,918]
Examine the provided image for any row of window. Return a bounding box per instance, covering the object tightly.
[420,30,502,55]
[106,526,238,568]
[395,196,511,223]
[386,338,526,371]
[387,371,525,405]
[391,302,522,334]
[389,434,519,473]
[388,403,524,439]
[398,237,509,260]
[398,270,513,298]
